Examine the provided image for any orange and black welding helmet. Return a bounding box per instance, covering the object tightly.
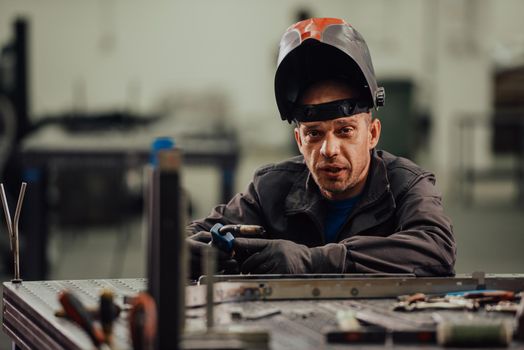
[275,18,385,123]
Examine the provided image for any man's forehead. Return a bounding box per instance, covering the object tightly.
[299,114,368,127]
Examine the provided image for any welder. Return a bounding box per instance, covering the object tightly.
[187,18,456,278]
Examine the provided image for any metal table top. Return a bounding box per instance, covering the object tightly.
[3,275,524,349]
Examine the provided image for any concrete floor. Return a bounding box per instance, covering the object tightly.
[1,150,524,346]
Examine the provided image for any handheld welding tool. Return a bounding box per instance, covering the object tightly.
[210,223,266,254]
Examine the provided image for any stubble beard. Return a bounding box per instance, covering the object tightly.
[312,171,355,198]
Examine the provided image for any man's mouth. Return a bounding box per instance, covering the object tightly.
[318,165,347,176]
[323,167,343,173]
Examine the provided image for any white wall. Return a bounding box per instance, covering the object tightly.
[2,0,524,194]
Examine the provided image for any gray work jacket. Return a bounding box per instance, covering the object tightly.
[188,150,456,276]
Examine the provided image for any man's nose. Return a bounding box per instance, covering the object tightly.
[320,134,339,158]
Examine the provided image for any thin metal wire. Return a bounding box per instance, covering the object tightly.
[12,182,26,281]
[0,182,27,281]
[13,182,27,239]
[0,183,14,247]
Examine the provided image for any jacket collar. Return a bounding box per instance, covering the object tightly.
[358,149,394,209]
[284,149,395,216]
[284,166,324,215]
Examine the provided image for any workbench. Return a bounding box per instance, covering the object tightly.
[16,124,239,280]
[3,274,524,349]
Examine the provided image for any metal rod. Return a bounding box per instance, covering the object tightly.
[0,183,14,249]
[204,245,217,331]
[13,182,26,234]
[12,182,26,281]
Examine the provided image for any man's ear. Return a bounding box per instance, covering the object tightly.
[369,118,381,149]
[294,127,303,150]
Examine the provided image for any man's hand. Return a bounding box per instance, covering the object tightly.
[233,238,323,274]
[187,231,237,279]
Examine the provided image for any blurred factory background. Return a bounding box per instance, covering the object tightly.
[0,0,523,317]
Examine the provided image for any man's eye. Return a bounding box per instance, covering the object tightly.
[307,130,320,137]
[339,127,354,135]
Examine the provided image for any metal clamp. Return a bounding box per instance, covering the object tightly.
[1,182,27,283]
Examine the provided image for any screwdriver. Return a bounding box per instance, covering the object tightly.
[58,290,105,348]
[99,289,117,345]
[54,303,122,320]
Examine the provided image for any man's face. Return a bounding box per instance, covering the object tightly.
[294,81,381,200]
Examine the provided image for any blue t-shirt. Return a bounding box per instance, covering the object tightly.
[324,196,360,243]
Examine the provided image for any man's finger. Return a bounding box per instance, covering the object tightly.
[240,252,263,274]
[241,247,281,274]
[189,254,238,280]
[221,259,239,274]
[187,239,208,254]
[188,231,212,243]
[187,238,232,261]
[233,238,270,262]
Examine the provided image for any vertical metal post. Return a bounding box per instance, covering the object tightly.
[147,148,186,350]
[204,246,216,330]
[13,18,30,141]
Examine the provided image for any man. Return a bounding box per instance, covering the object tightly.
[187,18,455,278]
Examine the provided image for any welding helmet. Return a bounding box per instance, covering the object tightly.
[275,18,385,123]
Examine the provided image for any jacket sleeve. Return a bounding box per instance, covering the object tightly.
[339,173,456,276]
[187,182,265,235]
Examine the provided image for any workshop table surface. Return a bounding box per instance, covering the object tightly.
[2,276,524,349]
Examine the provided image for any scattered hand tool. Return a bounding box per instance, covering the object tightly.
[54,303,121,319]
[128,292,157,350]
[446,290,517,305]
[394,290,517,312]
[0,182,26,283]
[397,292,426,304]
[394,298,479,311]
[99,289,117,345]
[344,300,436,331]
[58,290,106,348]
[485,301,520,313]
[230,307,282,321]
[210,223,266,254]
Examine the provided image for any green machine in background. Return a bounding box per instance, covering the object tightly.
[376,80,417,159]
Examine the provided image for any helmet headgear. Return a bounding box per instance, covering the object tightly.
[275,18,385,123]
